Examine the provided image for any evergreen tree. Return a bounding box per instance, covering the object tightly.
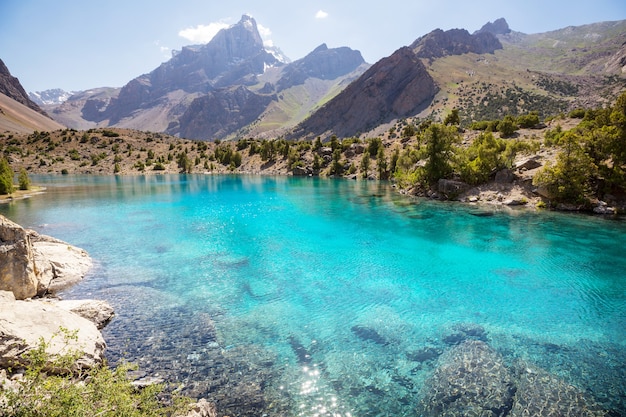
[18,168,30,190]
[0,157,14,195]
[422,123,459,184]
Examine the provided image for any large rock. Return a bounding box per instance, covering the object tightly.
[0,215,92,299]
[30,231,92,293]
[417,340,609,417]
[438,179,471,199]
[53,299,115,330]
[0,291,106,370]
[510,363,606,417]
[0,215,39,300]
[416,340,515,417]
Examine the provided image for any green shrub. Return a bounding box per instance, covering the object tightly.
[1,329,191,417]
[0,157,14,194]
[18,168,30,190]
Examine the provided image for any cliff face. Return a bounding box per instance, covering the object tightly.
[292,47,438,139]
[101,15,284,126]
[0,59,49,117]
[174,86,276,140]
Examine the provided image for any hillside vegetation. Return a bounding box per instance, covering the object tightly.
[2,91,625,212]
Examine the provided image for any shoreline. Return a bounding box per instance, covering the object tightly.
[7,172,624,216]
[0,185,46,204]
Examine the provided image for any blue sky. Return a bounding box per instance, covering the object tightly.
[1,0,625,92]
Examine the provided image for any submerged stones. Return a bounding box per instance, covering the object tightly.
[351,325,389,346]
[416,339,608,417]
[417,340,515,417]
[510,364,607,417]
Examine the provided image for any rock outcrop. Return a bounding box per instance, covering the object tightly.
[0,216,113,373]
[0,215,92,299]
[411,28,503,60]
[0,291,106,370]
[292,47,438,139]
[53,299,115,330]
[0,215,39,300]
[475,18,512,36]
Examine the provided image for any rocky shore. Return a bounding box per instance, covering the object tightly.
[0,214,220,417]
[0,214,112,368]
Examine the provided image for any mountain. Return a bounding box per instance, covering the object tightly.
[45,14,367,140]
[291,19,626,139]
[22,18,626,141]
[423,19,626,124]
[276,43,365,90]
[0,91,64,133]
[29,89,75,106]
[291,28,503,139]
[410,27,503,59]
[0,59,49,117]
[292,47,437,139]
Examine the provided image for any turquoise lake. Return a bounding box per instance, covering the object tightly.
[1,174,625,416]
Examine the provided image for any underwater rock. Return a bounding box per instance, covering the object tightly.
[406,347,441,362]
[443,323,488,345]
[288,335,312,364]
[416,340,515,417]
[510,363,606,417]
[351,325,389,346]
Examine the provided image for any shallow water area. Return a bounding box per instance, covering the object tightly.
[2,174,625,416]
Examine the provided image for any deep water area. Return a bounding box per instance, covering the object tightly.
[2,175,625,416]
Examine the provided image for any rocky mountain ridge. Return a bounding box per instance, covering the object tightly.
[7,17,626,141]
[292,47,438,139]
[40,15,367,141]
[0,59,48,117]
[28,88,75,106]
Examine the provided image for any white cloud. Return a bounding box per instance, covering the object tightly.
[257,23,273,47]
[178,21,230,43]
[315,10,329,19]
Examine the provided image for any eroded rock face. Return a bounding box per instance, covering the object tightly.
[0,215,92,299]
[30,231,92,294]
[0,291,106,370]
[0,216,39,300]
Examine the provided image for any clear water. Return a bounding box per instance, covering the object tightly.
[2,175,625,416]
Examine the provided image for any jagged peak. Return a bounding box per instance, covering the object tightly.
[410,27,503,59]
[312,44,329,53]
[236,14,257,32]
[475,18,511,35]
